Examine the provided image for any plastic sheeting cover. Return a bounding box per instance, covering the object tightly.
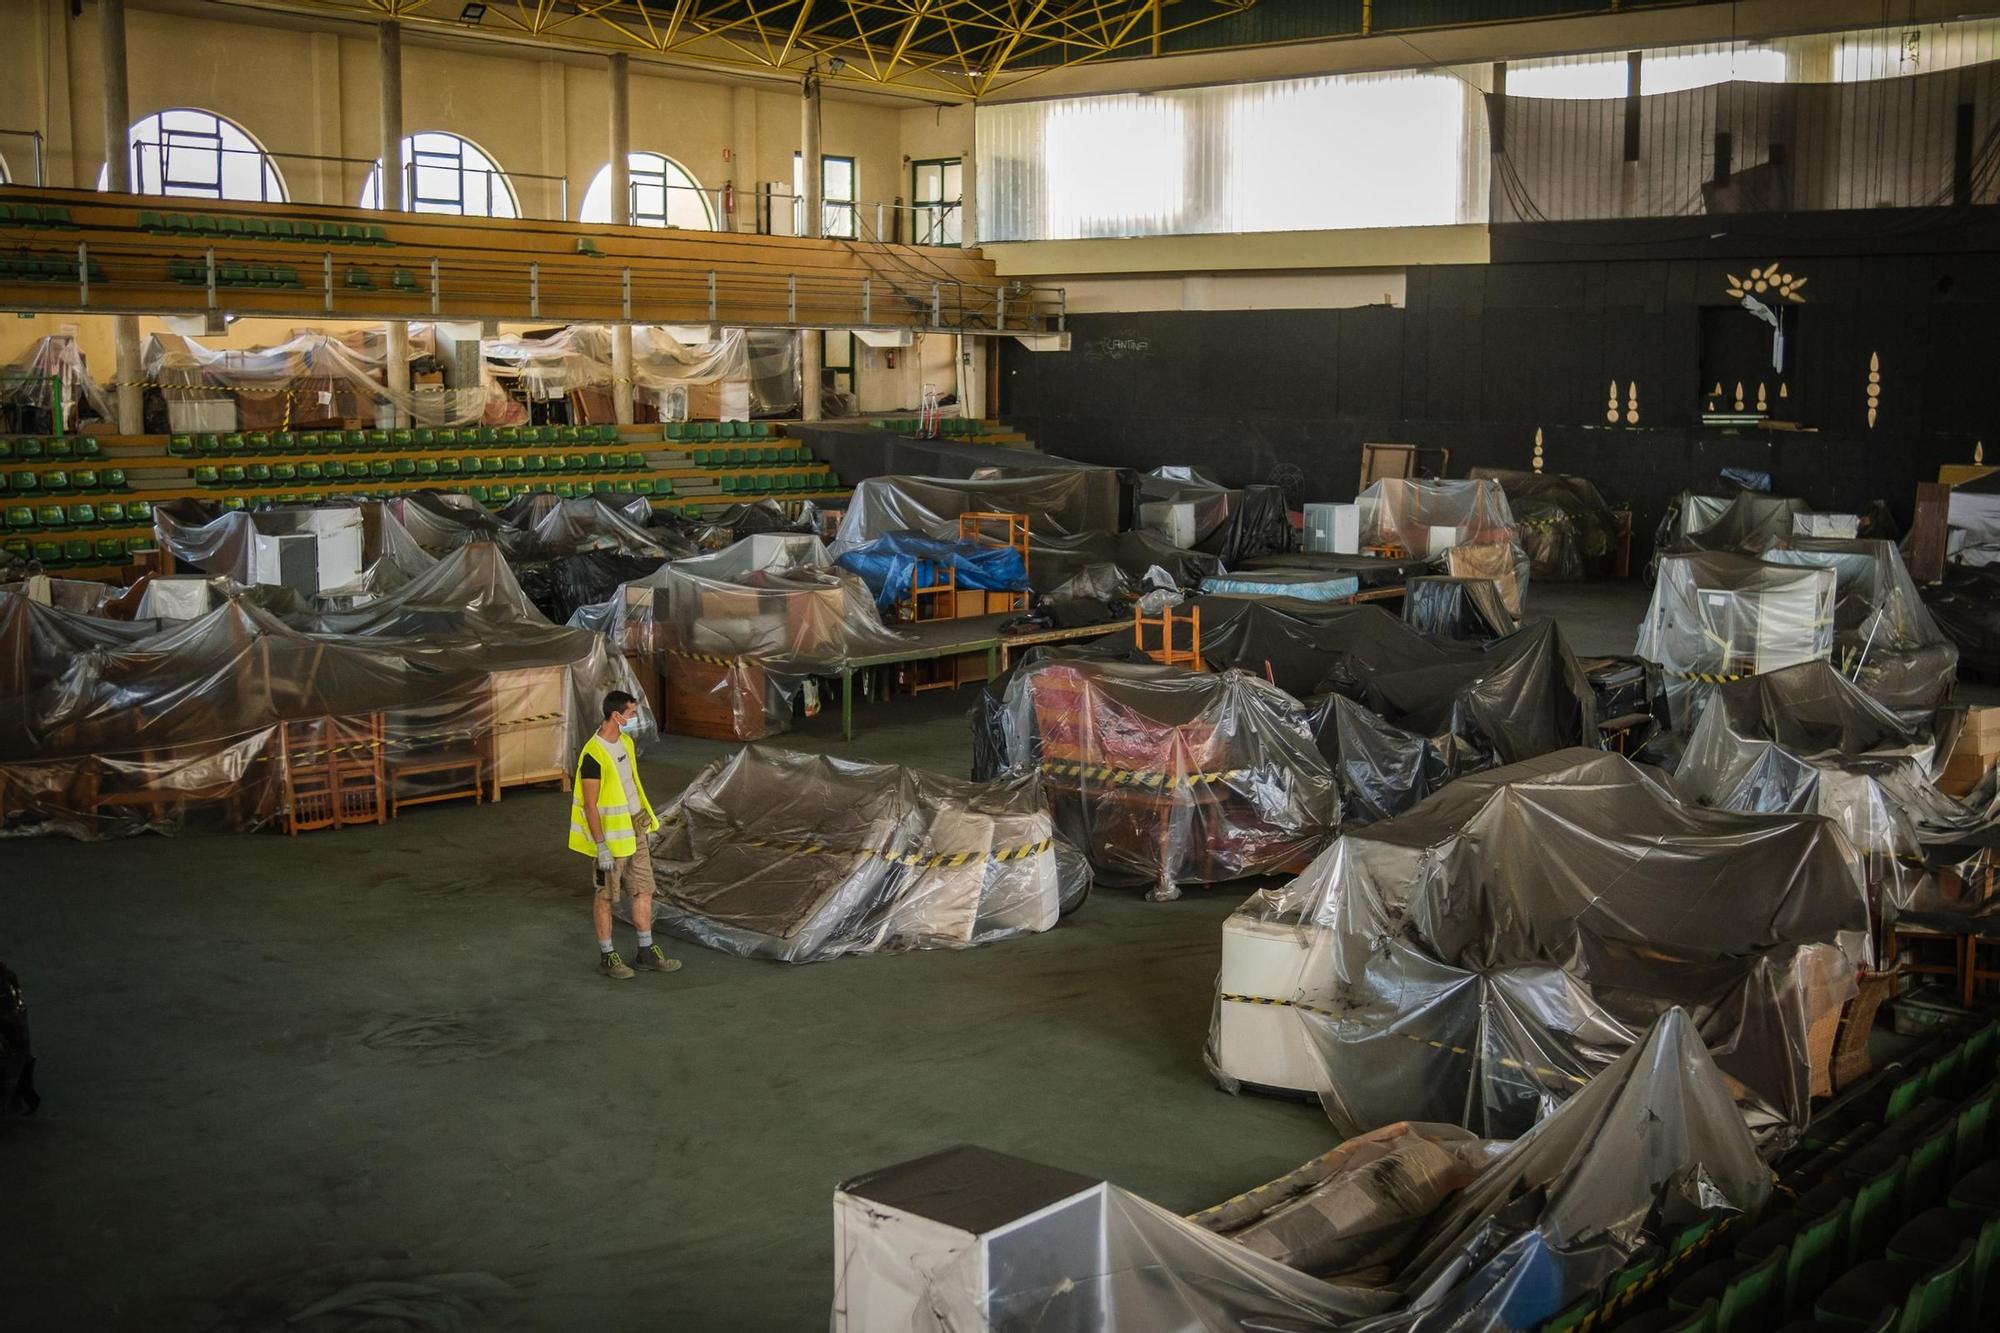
[1403,576,1518,641]
[1213,749,1870,1146]
[1638,551,1837,731]
[646,746,1088,961]
[1759,537,1957,710]
[1468,470,1621,582]
[1675,661,1994,925]
[1,335,113,428]
[833,473,1105,552]
[1358,478,1530,614]
[833,531,1029,611]
[985,657,1340,898]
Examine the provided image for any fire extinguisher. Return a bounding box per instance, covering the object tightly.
[722,181,735,216]
[886,349,897,369]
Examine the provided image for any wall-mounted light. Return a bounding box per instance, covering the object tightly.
[827,56,846,75]
[459,3,487,22]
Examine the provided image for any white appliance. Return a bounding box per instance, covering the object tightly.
[1303,503,1361,555]
[1137,500,1201,550]
[253,533,318,599]
[304,509,364,590]
[1695,576,1834,677]
[1212,914,1323,1095]
[833,1145,1109,1332]
[1793,512,1859,538]
[1424,524,1462,557]
[136,576,214,621]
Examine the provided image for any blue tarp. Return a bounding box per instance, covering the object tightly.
[833,531,1031,611]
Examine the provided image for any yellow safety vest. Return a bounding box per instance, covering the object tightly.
[568,732,656,857]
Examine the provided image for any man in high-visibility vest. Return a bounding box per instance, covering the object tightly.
[572,690,682,980]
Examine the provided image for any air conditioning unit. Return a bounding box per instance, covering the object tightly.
[1303,503,1360,554]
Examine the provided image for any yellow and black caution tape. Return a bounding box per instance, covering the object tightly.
[256,724,486,764]
[665,648,751,668]
[1216,992,1588,1086]
[1675,669,1745,685]
[493,710,562,730]
[1518,515,1574,533]
[1040,759,1253,790]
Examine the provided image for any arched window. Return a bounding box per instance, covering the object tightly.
[99,108,286,201]
[578,152,714,229]
[360,132,518,218]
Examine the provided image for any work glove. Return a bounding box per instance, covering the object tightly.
[595,842,615,872]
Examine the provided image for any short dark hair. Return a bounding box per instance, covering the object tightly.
[602,690,638,720]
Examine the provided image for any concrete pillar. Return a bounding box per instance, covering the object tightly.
[801,72,821,238]
[729,85,756,233]
[379,22,409,429]
[608,53,635,426]
[959,336,987,420]
[101,0,144,434]
[798,71,822,420]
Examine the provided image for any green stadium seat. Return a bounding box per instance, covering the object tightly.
[630,479,654,497]
[270,463,297,485]
[496,427,521,445]
[320,460,347,481]
[345,430,368,449]
[35,503,67,529]
[68,468,98,491]
[64,501,95,526]
[221,432,247,454]
[529,482,552,495]
[558,425,581,443]
[590,480,615,497]
[30,540,59,565]
[719,475,738,495]
[44,439,73,461]
[584,452,607,471]
[166,257,200,286]
[94,536,125,561]
[97,501,126,525]
[654,476,674,496]
[40,470,70,493]
[216,216,245,239]
[523,454,546,474]
[369,460,393,480]
[344,267,372,290]
[194,433,223,454]
[220,496,247,513]
[500,455,525,475]
[390,429,414,449]
[244,463,272,486]
[73,438,100,458]
[138,210,168,233]
[487,484,513,504]
[365,430,390,449]
[0,441,12,463]
[218,262,249,287]
[613,481,635,496]
[268,220,296,242]
[412,428,434,448]
[297,462,323,483]
[127,499,152,524]
[436,458,460,477]
[63,537,93,564]
[415,458,438,478]
[124,536,156,556]
[391,459,415,479]
[475,427,498,445]
[244,431,271,452]
[193,465,221,487]
[466,484,490,503]
[459,456,483,476]
[482,456,507,475]
[4,505,32,531]
[273,431,297,452]
[365,224,391,246]
[564,453,586,472]
[14,439,45,461]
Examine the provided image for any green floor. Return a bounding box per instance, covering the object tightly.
[0,579,1960,1328]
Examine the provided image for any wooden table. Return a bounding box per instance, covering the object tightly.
[830,615,1124,740]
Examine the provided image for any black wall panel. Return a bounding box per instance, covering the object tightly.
[1002,221,2000,561]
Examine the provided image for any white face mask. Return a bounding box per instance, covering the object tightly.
[618,714,644,737]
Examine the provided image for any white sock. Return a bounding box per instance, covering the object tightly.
[636,932,653,949]
[598,938,614,954]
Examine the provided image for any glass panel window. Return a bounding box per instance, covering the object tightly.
[108,109,286,202]
[360,133,518,218]
[911,158,962,245]
[792,152,858,238]
[579,152,713,229]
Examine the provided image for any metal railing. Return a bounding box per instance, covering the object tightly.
[0,231,1063,334]
[0,129,46,186]
[124,140,570,221]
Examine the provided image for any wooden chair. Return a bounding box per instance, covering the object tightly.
[958,511,1031,615]
[279,716,339,835]
[332,712,386,827]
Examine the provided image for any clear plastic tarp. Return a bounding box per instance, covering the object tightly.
[980,656,1340,899]
[643,746,1088,962]
[1650,491,1811,577]
[0,543,646,839]
[1675,661,1996,926]
[0,334,113,431]
[1922,561,2000,674]
[1133,468,1297,566]
[1357,478,1530,616]
[1210,748,1871,1147]
[1028,529,1224,596]
[481,325,797,416]
[1638,550,1837,731]
[145,327,489,429]
[1467,469,1622,581]
[834,1007,1767,1333]
[1759,536,1958,710]
[832,473,1110,552]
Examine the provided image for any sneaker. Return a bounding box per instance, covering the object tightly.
[599,950,635,980]
[634,943,682,973]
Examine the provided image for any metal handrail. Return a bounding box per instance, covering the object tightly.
[0,129,46,186]
[124,140,571,220]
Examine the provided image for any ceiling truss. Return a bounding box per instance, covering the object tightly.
[225,0,1260,98]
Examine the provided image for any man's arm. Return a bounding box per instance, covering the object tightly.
[581,777,605,844]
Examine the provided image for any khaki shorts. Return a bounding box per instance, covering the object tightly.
[593,848,657,903]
